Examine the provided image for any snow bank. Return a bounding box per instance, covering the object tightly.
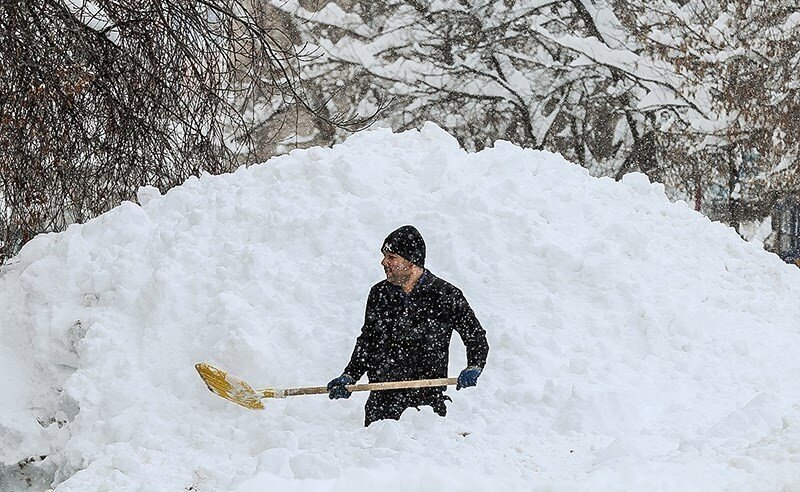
[2,124,800,491]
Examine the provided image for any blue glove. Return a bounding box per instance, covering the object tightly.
[457,366,482,390]
[327,374,356,399]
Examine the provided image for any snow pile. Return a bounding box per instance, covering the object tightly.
[2,124,800,491]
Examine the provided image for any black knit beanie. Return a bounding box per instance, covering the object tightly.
[381,225,426,268]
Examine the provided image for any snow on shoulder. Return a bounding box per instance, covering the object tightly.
[2,124,800,491]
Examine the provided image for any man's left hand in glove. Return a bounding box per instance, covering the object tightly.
[456,366,482,390]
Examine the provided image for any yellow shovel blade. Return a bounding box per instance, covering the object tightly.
[195,363,269,410]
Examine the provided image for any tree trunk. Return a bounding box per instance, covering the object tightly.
[728,148,741,234]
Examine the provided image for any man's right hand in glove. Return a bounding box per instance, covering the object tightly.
[327,374,356,399]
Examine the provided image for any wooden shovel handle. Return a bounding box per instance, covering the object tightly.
[261,377,458,398]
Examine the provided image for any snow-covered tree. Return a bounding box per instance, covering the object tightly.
[274,0,800,237]
[0,0,365,263]
[624,0,800,231]
[272,0,693,175]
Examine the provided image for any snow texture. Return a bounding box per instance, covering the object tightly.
[2,124,800,490]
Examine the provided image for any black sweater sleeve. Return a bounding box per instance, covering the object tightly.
[343,287,380,380]
[452,289,489,369]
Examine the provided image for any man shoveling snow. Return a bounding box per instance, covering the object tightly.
[327,225,490,426]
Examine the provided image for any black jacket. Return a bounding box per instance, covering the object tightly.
[344,271,489,412]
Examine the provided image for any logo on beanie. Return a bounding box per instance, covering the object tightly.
[381,225,425,268]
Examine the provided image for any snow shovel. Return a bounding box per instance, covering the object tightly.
[195,362,457,410]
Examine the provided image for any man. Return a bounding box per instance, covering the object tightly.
[327,225,490,426]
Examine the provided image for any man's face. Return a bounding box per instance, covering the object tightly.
[381,252,414,286]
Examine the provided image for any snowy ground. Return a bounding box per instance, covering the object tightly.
[2,124,800,491]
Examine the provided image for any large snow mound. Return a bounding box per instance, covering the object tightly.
[2,124,800,491]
